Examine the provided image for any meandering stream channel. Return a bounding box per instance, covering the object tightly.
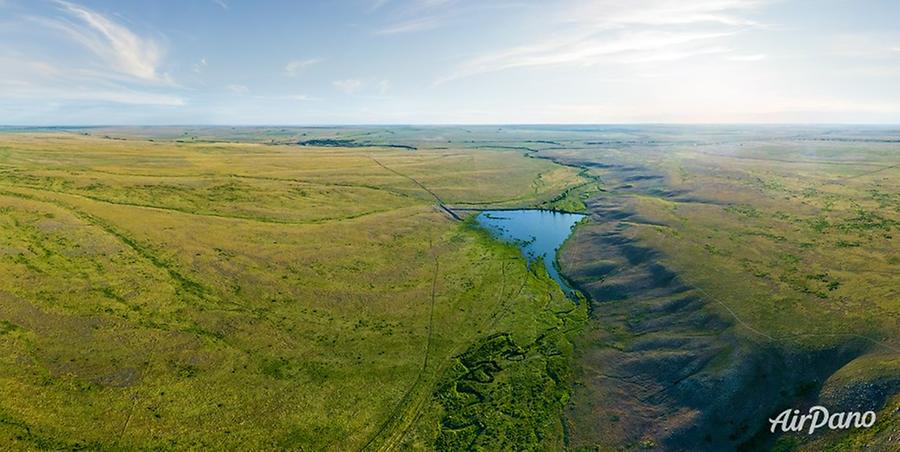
[475,209,586,297]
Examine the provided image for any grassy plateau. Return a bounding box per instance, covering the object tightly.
[0,125,896,450]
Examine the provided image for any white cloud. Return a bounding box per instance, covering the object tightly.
[193,57,208,73]
[437,0,764,84]
[619,45,731,63]
[212,0,229,10]
[227,84,249,94]
[333,79,362,94]
[0,71,183,106]
[46,1,168,83]
[369,0,391,12]
[557,0,765,28]
[57,89,185,106]
[0,56,60,80]
[728,53,767,61]
[378,79,391,95]
[373,0,464,35]
[409,0,457,13]
[376,16,439,34]
[827,33,900,58]
[284,58,320,76]
[250,94,320,102]
[0,54,184,107]
[0,3,184,110]
[438,30,735,84]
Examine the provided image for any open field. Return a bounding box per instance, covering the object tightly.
[0,131,588,449]
[0,126,896,450]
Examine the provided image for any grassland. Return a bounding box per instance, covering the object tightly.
[0,126,895,450]
[0,131,589,450]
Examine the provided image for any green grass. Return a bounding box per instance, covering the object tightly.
[1,126,895,450]
[0,132,587,450]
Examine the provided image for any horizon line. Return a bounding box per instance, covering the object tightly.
[3,123,900,128]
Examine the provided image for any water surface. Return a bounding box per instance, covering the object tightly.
[476,209,586,297]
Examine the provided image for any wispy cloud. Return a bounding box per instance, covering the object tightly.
[0,2,182,108]
[409,0,458,12]
[227,84,249,94]
[212,0,229,10]
[437,0,765,84]
[368,0,391,12]
[0,56,183,106]
[826,33,900,58]
[378,79,391,95]
[333,79,363,94]
[728,53,767,61]
[557,0,765,28]
[438,30,736,84]
[376,16,439,34]
[44,1,169,83]
[374,0,462,35]
[249,94,321,103]
[48,88,185,106]
[193,57,208,73]
[284,58,321,76]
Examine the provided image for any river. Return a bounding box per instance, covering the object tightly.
[475,209,586,298]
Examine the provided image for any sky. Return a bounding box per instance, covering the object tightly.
[1,0,899,125]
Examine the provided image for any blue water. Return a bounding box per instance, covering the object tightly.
[475,209,586,297]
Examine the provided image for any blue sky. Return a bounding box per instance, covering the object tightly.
[1,0,899,124]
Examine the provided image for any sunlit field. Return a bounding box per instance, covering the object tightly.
[0,131,587,449]
[0,125,896,450]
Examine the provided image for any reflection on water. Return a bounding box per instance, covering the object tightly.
[476,209,585,297]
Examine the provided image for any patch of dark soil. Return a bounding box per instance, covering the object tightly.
[647,188,689,199]
[297,138,360,147]
[297,139,417,150]
[624,174,664,182]
[93,367,141,388]
[580,162,618,169]
[669,195,733,206]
